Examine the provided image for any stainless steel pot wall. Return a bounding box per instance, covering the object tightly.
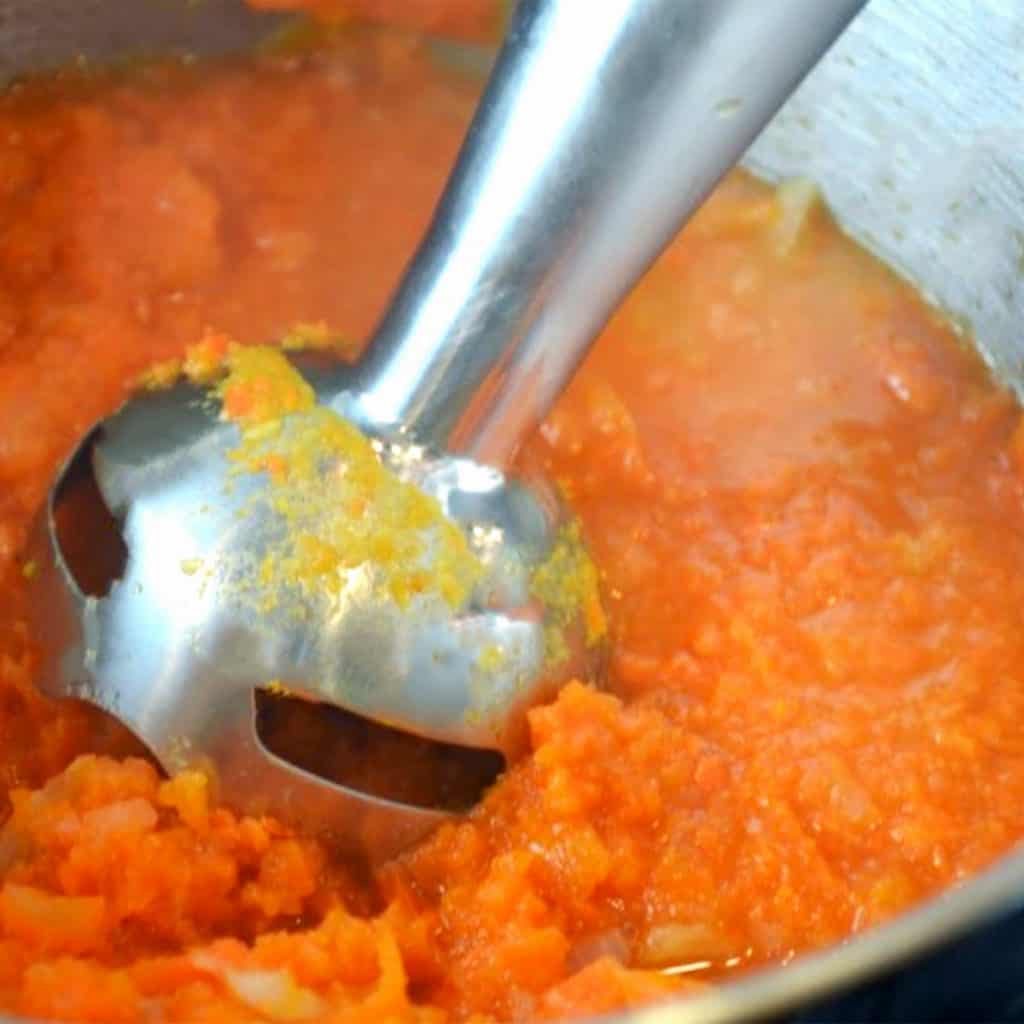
[0,0,283,78]
[0,1,1022,1022]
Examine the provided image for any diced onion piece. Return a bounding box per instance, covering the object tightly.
[567,928,630,972]
[0,884,106,955]
[190,953,325,1021]
[772,177,821,257]
[79,797,158,839]
[226,968,325,1022]
[634,922,729,969]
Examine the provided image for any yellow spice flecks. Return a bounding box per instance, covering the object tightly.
[137,331,233,392]
[531,521,607,665]
[184,330,233,385]
[138,322,356,393]
[476,644,506,674]
[139,332,603,666]
[279,320,356,355]
[211,342,482,613]
[219,345,317,427]
[138,356,183,391]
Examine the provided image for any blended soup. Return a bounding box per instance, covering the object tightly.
[0,6,1023,1023]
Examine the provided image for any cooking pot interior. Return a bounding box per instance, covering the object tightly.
[0,1,1021,1022]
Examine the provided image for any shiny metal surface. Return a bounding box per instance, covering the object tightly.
[28,369,563,861]
[355,0,867,465]
[2,0,1023,1021]
[23,0,861,867]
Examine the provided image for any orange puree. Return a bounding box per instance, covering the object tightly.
[0,19,1023,1024]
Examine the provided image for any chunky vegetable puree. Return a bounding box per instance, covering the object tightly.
[0,6,1023,1023]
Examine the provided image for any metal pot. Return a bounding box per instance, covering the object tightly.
[0,1,1022,1020]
